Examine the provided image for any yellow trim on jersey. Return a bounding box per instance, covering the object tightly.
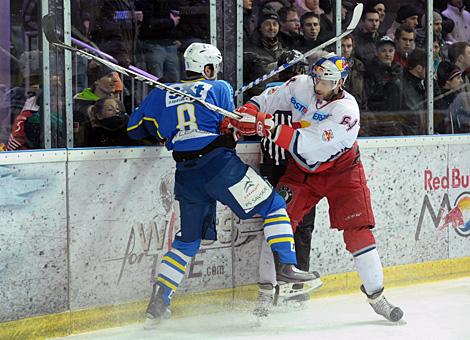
[127,117,164,140]
[263,216,291,225]
[157,276,177,291]
[267,237,294,246]
[162,255,186,272]
[181,77,205,83]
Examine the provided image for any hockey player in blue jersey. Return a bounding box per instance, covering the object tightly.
[127,42,321,328]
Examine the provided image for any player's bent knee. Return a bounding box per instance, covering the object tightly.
[343,227,376,254]
[172,239,201,258]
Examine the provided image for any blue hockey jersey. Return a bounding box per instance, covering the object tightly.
[127,78,235,151]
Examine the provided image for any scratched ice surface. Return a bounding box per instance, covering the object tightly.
[53,277,470,340]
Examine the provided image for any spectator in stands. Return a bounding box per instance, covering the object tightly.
[433,35,445,75]
[139,2,182,83]
[442,0,470,43]
[243,0,256,40]
[435,61,464,133]
[341,34,365,109]
[91,0,139,68]
[317,0,334,42]
[448,42,470,83]
[243,8,286,98]
[262,0,290,12]
[393,25,416,68]
[292,0,334,43]
[86,97,135,147]
[416,11,444,49]
[386,5,419,41]
[367,0,387,35]
[341,0,356,27]
[6,94,40,151]
[295,0,323,17]
[295,12,322,53]
[354,7,382,64]
[278,6,302,49]
[176,0,211,47]
[364,36,402,112]
[6,76,64,150]
[398,48,427,135]
[73,62,119,147]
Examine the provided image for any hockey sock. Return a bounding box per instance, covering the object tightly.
[353,247,384,295]
[156,248,192,305]
[263,208,296,264]
[258,239,277,285]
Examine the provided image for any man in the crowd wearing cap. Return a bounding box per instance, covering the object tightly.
[294,12,322,53]
[353,7,382,65]
[362,35,402,135]
[442,0,470,43]
[434,61,465,133]
[278,6,302,49]
[393,25,416,68]
[73,61,120,146]
[386,5,419,41]
[243,8,286,99]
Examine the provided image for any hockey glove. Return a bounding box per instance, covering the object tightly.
[231,103,274,137]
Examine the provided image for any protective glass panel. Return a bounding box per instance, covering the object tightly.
[70,0,211,147]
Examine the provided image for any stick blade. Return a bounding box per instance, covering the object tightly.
[41,14,62,45]
[346,3,364,31]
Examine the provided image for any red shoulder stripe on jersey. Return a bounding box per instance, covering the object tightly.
[273,125,295,150]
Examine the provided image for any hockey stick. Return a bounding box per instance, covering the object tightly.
[41,14,243,120]
[70,36,160,81]
[235,3,363,96]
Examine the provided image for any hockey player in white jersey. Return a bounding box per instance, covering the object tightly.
[238,53,404,322]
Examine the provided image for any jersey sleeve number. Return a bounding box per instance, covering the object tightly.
[176,103,198,130]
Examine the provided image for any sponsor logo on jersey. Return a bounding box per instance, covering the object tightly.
[290,97,308,115]
[322,129,334,142]
[312,111,330,121]
[278,185,293,204]
[166,82,212,107]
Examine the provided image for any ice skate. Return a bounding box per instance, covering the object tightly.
[276,264,323,298]
[280,283,310,303]
[253,283,275,318]
[143,284,172,329]
[361,285,404,322]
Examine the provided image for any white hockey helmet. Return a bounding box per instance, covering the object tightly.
[310,53,349,85]
[183,43,223,80]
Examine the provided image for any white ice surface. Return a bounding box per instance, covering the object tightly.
[53,277,470,340]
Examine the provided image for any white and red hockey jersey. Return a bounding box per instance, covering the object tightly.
[249,75,360,173]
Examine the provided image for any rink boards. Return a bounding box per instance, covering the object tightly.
[1,136,470,338]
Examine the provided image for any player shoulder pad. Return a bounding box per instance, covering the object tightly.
[333,95,360,118]
[216,80,234,97]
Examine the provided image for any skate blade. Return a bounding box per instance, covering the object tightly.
[277,277,323,298]
[143,316,161,330]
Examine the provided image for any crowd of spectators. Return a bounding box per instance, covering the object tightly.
[243,0,470,135]
[1,0,470,152]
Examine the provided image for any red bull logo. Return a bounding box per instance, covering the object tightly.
[416,167,470,239]
[439,192,470,237]
[424,168,470,190]
[335,59,347,72]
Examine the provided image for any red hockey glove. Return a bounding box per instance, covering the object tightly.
[232,103,274,137]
